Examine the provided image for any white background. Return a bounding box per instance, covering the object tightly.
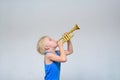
[0,0,120,80]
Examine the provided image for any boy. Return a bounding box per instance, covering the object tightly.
[36,33,73,80]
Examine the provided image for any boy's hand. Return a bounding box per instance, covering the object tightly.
[57,40,63,47]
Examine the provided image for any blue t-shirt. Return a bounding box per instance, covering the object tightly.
[44,51,61,80]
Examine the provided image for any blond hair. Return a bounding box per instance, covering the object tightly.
[36,36,48,55]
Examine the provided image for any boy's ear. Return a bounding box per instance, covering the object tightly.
[45,45,49,50]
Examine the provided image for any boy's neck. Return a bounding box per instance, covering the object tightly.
[46,48,56,53]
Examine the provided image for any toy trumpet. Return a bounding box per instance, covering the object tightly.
[58,24,80,43]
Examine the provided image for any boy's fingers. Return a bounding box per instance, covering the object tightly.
[62,32,71,42]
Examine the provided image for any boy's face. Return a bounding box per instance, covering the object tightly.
[44,37,57,48]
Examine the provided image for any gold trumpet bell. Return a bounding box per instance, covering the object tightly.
[68,24,80,34]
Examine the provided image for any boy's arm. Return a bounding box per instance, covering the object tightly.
[65,40,73,55]
[57,32,73,55]
[46,40,67,62]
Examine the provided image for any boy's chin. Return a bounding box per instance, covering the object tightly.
[55,45,58,48]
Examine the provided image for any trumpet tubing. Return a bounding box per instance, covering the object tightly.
[58,24,80,43]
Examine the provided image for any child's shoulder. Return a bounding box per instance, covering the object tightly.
[44,52,53,64]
